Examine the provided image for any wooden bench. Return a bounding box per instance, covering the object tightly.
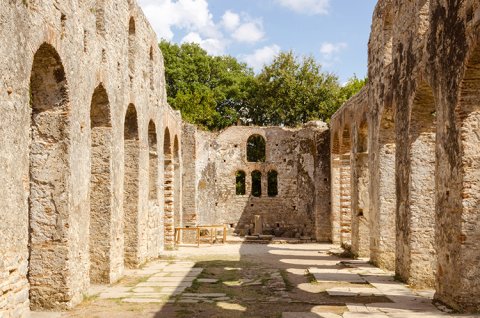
[174,224,227,247]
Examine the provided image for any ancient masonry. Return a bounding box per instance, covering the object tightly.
[1,0,480,317]
[330,0,480,313]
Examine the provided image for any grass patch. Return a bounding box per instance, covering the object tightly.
[305,272,318,284]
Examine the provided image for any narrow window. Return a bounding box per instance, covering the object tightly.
[251,170,262,197]
[236,171,246,195]
[268,170,278,197]
[247,135,266,162]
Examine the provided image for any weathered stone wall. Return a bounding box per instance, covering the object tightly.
[182,123,331,241]
[330,88,370,257]
[330,0,480,312]
[0,0,182,316]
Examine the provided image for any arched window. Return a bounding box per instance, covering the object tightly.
[267,170,278,197]
[247,135,266,162]
[251,170,262,197]
[236,171,246,195]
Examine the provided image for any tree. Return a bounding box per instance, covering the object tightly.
[159,41,366,130]
[246,51,342,127]
[159,40,254,130]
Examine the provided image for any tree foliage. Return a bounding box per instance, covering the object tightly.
[160,41,366,130]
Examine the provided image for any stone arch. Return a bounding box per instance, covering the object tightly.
[397,82,436,287]
[247,134,266,162]
[148,121,158,201]
[352,117,370,258]
[370,108,396,270]
[163,127,174,248]
[28,43,71,309]
[340,125,352,247]
[123,104,140,268]
[173,135,181,228]
[128,17,136,79]
[434,44,480,311]
[331,131,342,244]
[89,84,114,283]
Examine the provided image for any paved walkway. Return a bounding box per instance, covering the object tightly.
[31,244,478,318]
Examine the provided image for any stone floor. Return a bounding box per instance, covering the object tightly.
[31,243,479,318]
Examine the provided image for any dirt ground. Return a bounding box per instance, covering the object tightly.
[33,243,402,318]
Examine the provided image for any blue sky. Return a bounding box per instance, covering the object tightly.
[138,0,377,83]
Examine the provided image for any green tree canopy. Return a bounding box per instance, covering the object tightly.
[160,40,254,130]
[160,41,366,130]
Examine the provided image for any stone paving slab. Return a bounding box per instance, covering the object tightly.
[140,281,193,288]
[343,313,389,318]
[147,276,196,282]
[282,313,341,318]
[308,268,366,284]
[122,298,169,304]
[327,287,383,297]
[197,278,218,283]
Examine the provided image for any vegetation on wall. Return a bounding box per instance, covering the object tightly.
[160,40,366,131]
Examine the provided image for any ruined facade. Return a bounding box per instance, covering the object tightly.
[181,123,331,242]
[330,0,480,313]
[2,0,480,316]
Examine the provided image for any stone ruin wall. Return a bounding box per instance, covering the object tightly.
[0,0,183,316]
[182,123,331,241]
[330,0,480,312]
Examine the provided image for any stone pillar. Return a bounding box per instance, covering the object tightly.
[331,156,341,244]
[254,215,263,235]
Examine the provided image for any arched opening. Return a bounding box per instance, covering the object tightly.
[370,109,396,271]
[173,135,181,228]
[251,171,262,197]
[352,118,370,258]
[29,43,71,309]
[404,82,436,287]
[434,45,480,310]
[148,121,158,202]
[128,17,136,81]
[340,125,352,247]
[331,131,341,244]
[123,104,139,268]
[163,128,174,248]
[267,170,278,197]
[247,135,266,162]
[89,84,113,284]
[236,171,246,195]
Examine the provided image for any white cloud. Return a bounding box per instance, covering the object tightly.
[221,10,240,31]
[231,21,265,44]
[319,42,347,68]
[181,32,226,55]
[240,44,281,72]
[320,42,347,58]
[138,0,220,41]
[275,0,330,15]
